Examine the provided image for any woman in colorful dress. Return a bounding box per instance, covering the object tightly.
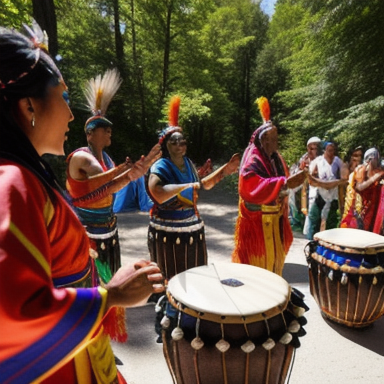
[0,25,163,383]
[146,95,240,280]
[341,148,384,231]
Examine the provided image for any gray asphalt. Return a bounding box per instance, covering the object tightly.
[113,188,384,384]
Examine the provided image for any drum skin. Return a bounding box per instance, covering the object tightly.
[306,228,384,328]
[161,263,308,384]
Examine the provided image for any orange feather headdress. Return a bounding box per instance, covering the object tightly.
[158,95,183,144]
[254,96,274,141]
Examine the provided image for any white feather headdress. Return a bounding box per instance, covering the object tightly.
[84,68,122,131]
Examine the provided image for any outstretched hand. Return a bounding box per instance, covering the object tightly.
[224,153,241,175]
[106,260,164,309]
[286,169,307,189]
[128,144,162,181]
[197,159,213,178]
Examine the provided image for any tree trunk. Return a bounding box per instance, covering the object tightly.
[32,0,58,57]
[160,0,173,106]
[130,0,147,136]
[113,0,124,72]
[244,49,251,146]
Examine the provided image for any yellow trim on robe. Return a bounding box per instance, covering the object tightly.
[9,221,51,277]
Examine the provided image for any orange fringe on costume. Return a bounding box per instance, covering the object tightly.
[103,306,128,343]
[232,199,293,276]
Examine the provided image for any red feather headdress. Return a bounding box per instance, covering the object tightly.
[158,95,183,144]
[254,96,273,141]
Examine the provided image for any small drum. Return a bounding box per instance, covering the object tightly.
[160,263,308,384]
[306,228,384,328]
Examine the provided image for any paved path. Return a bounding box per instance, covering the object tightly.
[113,188,384,384]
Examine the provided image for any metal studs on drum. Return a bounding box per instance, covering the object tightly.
[328,270,334,281]
[341,272,348,285]
[216,339,230,353]
[155,295,165,313]
[292,305,306,318]
[191,337,204,350]
[241,340,256,354]
[191,318,204,350]
[373,276,378,285]
[262,338,276,350]
[189,236,193,245]
[288,320,301,333]
[279,332,293,345]
[171,327,184,341]
[215,323,230,353]
[171,310,184,340]
[176,237,180,245]
[160,315,170,329]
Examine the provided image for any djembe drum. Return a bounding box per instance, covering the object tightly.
[160,263,308,384]
[305,228,384,328]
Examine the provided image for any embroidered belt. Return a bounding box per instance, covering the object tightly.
[244,201,280,213]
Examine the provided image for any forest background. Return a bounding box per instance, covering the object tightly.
[2,0,384,171]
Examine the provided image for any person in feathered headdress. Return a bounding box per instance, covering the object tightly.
[0,23,164,384]
[232,97,306,276]
[145,95,240,340]
[66,68,161,342]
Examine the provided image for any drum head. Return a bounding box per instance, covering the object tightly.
[167,263,290,322]
[314,228,384,254]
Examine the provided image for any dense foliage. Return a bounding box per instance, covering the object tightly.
[2,0,383,167]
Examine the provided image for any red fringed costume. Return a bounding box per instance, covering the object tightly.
[232,97,292,276]
[232,144,292,275]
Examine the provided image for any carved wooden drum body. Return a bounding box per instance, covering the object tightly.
[306,228,384,328]
[161,263,308,384]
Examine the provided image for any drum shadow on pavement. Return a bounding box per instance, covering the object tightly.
[323,315,384,356]
[282,263,309,285]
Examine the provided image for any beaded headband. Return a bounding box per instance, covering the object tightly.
[0,48,40,89]
[0,20,63,91]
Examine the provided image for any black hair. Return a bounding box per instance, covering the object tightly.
[0,27,63,195]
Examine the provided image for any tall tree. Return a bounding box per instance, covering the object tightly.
[32,0,58,56]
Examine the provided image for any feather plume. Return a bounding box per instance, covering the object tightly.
[84,68,122,117]
[23,19,49,51]
[168,95,181,126]
[256,96,270,122]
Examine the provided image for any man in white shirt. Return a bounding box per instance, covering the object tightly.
[306,141,348,239]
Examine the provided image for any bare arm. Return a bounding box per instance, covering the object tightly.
[307,162,348,190]
[147,173,200,204]
[355,168,384,192]
[200,153,241,190]
[68,144,161,195]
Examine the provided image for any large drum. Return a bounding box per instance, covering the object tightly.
[306,228,384,328]
[160,263,308,384]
